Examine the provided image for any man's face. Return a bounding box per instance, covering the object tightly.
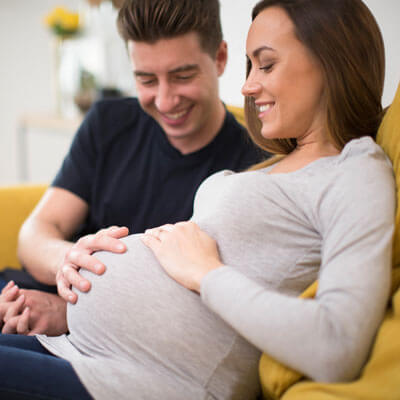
[128,33,227,154]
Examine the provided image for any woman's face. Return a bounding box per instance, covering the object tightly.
[242,6,326,143]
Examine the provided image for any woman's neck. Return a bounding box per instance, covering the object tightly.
[268,139,340,174]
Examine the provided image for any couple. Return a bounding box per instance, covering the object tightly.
[0,0,395,399]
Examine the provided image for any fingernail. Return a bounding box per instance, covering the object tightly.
[95,264,103,274]
[117,244,125,251]
[68,295,75,303]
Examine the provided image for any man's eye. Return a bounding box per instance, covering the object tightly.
[260,64,274,72]
[138,78,156,86]
[175,74,195,81]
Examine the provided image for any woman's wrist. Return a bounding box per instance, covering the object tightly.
[193,260,224,293]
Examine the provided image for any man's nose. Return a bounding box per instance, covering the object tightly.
[154,83,179,112]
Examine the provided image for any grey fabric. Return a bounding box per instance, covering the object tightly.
[38,137,396,399]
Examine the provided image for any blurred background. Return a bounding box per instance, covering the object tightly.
[0,0,399,185]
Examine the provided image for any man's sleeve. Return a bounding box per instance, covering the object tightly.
[51,103,101,203]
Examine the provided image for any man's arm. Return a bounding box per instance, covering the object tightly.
[17,187,89,285]
[18,186,129,303]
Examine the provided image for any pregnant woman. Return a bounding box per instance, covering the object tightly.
[0,0,395,399]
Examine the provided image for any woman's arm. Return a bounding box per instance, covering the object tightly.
[143,156,396,382]
[201,162,396,382]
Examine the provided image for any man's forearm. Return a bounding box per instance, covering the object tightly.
[17,219,73,286]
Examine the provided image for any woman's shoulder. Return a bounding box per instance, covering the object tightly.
[337,136,392,169]
[320,137,396,215]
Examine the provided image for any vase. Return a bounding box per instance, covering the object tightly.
[53,36,64,116]
[53,36,82,118]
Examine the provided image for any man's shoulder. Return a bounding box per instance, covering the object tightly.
[223,108,247,133]
[85,97,158,143]
[221,108,269,165]
[90,97,145,121]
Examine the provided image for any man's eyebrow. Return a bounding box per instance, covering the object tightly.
[134,64,199,77]
[252,45,276,58]
[169,64,199,74]
[134,71,154,77]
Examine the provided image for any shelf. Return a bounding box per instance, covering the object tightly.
[18,113,83,182]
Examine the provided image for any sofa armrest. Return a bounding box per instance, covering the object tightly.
[0,184,47,271]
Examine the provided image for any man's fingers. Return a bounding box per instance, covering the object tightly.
[57,274,78,304]
[1,280,15,295]
[16,307,30,335]
[1,308,29,335]
[78,230,127,254]
[2,306,29,335]
[66,251,106,275]
[105,226,129,239]
[62,265,91,293]
[66,250,106,275]
[2,284,20,302]
[3,294,25,323]
[2,316,17,334]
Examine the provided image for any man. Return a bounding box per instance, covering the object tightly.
[0,0,265,335]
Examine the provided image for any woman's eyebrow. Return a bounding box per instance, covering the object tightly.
[252,45,276,58]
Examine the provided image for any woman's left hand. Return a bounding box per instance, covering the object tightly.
[141,221,223,293]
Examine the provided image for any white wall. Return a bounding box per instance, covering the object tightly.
[0,0,399,184]
[219,0,400,107]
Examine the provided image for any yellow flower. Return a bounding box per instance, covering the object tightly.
[61,13,80,30]
[43,6,81,37]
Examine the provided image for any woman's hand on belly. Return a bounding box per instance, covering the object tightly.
[141,221,223,293]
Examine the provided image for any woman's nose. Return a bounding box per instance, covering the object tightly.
[241,80,262,97]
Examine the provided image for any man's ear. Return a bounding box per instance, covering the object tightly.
[215,40,228,76]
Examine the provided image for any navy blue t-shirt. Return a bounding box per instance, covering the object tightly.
[52,97,265,238]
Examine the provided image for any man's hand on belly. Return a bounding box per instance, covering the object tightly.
[57,225,129,304]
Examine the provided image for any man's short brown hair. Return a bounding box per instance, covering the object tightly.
[117,0,223,58]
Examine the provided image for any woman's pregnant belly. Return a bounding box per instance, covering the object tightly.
[66,234,241,385]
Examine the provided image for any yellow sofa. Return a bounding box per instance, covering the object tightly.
[1,93,400,399]
[0,184,47,271]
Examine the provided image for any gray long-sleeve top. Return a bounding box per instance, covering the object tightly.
[38,137,396,400]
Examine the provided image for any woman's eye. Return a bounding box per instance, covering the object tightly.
[260,64,274,72]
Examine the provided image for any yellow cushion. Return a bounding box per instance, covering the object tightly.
[281,290,400,400]
[0,184,47,270]
[260,82,400,399]
[377,85,400,291]
[226,104,246,127]
[259,282,318,400]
